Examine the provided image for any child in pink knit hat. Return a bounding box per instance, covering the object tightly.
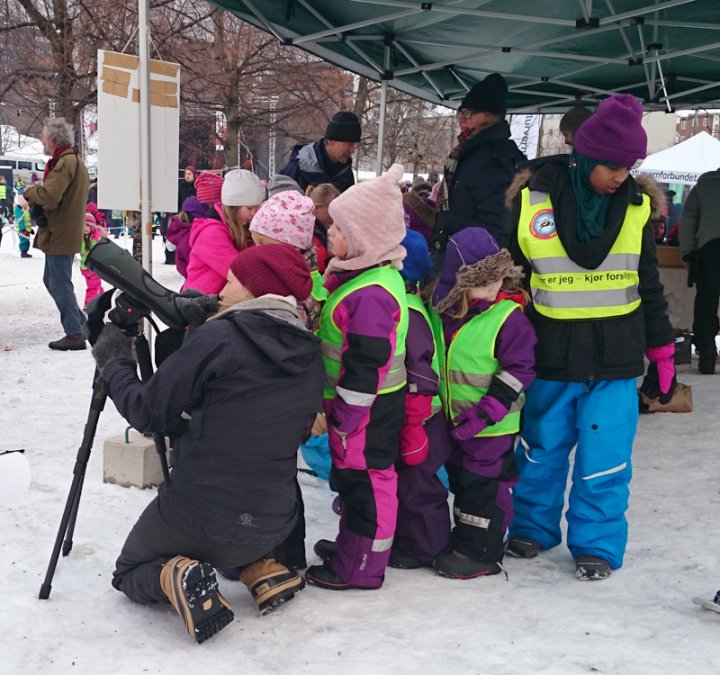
[249,190,323,331]
[306,164,410,592]
[249,191,315,250]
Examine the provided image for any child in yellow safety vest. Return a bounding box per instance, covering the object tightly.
[305,163,409,591]
[506,94,675,580]
[429,227,536,579]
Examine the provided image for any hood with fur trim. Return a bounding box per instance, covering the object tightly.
[505,155,665,218]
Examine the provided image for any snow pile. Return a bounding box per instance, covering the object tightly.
[0,234,718,674]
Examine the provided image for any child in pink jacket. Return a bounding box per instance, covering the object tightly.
[184,170,265,294]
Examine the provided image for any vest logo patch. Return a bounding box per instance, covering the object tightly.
[530,209,556,239]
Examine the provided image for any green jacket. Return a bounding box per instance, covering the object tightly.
[25,150,89,255]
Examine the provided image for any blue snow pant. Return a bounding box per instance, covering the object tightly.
[509,378,638,569]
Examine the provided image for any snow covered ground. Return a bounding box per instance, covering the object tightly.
[1,231,718,675]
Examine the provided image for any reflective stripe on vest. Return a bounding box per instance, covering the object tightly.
[446,300,522,437]
[311,269,328,304]
[517,188,649,320]
[405,292,442,416]
[319,265,409,400]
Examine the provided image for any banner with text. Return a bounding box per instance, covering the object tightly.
[509,114,541,160]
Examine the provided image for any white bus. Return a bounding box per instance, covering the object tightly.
[0,155,48,186]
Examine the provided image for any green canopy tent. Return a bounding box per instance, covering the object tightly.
[207,0,720,167]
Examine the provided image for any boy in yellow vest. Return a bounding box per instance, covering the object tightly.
[430,228,536,578]
[506,94,675,580]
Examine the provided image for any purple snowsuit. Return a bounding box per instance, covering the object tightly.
[322,268,406,588]
[437,298,536,564]
[395,305,450,565]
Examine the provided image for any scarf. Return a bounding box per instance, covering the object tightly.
[436,127,476,213]
[43,145,73,180]
[569,150,610,243]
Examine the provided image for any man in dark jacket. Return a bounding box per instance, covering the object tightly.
[91,244,324,644]
[678,169,720,373]
[278,111,361,193]
[435,73,525,250]
[24,117,90,351]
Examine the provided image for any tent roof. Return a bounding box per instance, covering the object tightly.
[635,130,720,183]
[210,0,720,112]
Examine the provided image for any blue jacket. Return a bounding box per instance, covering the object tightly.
[279,138,355,193]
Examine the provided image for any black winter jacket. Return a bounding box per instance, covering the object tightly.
[279,138,355,193]
[507,155,674,382]
[436,120,525,247]
[103,298,324,549]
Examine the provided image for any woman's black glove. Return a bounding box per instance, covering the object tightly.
[92,323,134,377]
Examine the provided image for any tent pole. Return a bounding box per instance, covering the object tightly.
[138,0,153,347]
[376,42,391,175]
[138,0,152,274]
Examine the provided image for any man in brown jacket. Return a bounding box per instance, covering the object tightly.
[24,118,90,350]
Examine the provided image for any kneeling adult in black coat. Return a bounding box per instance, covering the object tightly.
[92,244,324,643]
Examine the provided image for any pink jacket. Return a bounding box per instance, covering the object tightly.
[183,203,251,293]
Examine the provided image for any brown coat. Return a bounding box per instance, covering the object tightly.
[25,150,90,255]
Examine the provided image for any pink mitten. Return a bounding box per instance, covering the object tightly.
[645,344,675,395]
[399,423,429,465]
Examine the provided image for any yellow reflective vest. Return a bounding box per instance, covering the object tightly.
[319,265,408,401]
[428,300,523,438]
[517,188,649,320]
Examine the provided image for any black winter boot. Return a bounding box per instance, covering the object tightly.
[433,550,503,579]
[575,555,612,581]
[313,539,336,561]
[505,536,541,559]
[698,344,717,374]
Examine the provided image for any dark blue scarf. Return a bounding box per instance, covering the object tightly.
[569,150,610,243]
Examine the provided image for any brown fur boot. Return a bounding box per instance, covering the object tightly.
[238,558,305,615]
[159,555,233,644]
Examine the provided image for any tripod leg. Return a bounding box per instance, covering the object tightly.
[62,475,84,557]
[39,369,107,600]
[134,333,171,484]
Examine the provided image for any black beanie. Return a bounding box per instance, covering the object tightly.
[460,73,508,115]
[325,111,362,142]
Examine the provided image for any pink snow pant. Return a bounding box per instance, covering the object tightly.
[325,388,405,588]
[81,268,104,309]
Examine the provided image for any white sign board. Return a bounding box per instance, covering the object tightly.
[97,50,180,212]
[509,114,541,160]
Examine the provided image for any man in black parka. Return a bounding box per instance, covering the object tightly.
[92,244,324,643]
[435,73,525,250]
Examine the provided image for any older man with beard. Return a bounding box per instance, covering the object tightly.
[24,117,90,350]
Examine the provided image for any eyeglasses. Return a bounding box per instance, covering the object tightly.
[456,108,479,119]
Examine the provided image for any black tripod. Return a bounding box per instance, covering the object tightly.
[39,328,170,600]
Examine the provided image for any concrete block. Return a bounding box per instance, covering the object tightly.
[103,429,167,488]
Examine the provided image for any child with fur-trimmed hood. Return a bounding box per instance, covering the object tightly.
[504,94,675,581]
[428,228,536,579]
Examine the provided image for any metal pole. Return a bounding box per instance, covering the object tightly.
[375,43,391,175]
[138,0,153,346]
[138,0,152,273]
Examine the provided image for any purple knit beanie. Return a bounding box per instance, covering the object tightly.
[574,94,647,167]
[432,227,500,305]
